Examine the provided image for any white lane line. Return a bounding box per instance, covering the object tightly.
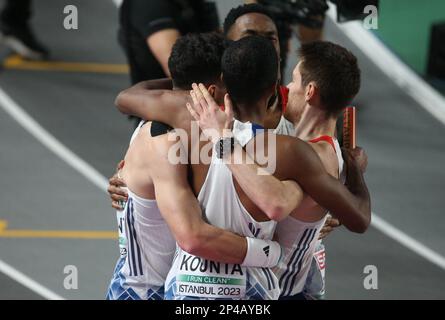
[0,88,108,192]
[372,215,445,270]
[0,0,122,301]
[326,4,445,126]
[0,86,109,300]
[0,259,64,300]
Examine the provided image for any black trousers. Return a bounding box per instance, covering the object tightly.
[0,0,31,27]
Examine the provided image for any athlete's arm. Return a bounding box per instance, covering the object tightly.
[187,84,303,221]
[150,134,281,267]
[225,140,303,221]
[229,134,370,232]
[146,29,181,77]
[278,136,371,233]
[307,141,368,237]
[115,80,192,131]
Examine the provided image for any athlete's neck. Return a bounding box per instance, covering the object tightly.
[235,99,269,126]
[294,103,337,141]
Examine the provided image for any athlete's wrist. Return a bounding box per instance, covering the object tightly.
[215,134,237,160]
[213,128,233,142]
[242,237,282,268]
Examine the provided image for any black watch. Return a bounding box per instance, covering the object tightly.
[216,136,235,159]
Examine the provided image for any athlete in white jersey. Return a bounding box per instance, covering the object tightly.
[165,121,280,300]
[275,137,345,299]
[272,115,331,299]
[273,41,365,299]
[271,103,341,299]
[107,121,140,299]
[107,121,176,300]
[114,120,145,261]
[271,102,334,299]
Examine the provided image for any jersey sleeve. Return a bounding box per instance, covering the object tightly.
[130,0,178,39]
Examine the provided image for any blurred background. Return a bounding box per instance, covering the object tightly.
[0,0,444,300]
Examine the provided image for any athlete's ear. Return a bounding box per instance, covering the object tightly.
[305,82,316,102]
[207,84,216,98]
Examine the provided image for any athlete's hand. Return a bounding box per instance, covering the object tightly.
[318,215,341,240]
[351,147,368,173]
[342,147,368,174]
[108,160,128,210]
[187,83,234,143]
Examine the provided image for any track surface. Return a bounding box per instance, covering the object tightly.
[0,0,443,299]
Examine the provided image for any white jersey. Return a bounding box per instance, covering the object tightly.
[107,122,176,300]
[274,116,296,137]
[274,137,344,298]
[164,121,280,300]
[115,121,144,259]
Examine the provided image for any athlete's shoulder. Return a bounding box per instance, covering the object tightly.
[246,133,317,180]
[145,123,188,176]
[145,121,182,155]
[248,132,310,157]
[308,142,338,178]
[275,135,313,156]
[273,135,327,182]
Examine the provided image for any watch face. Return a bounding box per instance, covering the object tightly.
[217,137,234,159]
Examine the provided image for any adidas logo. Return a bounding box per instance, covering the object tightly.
[263,246,270,257]
[248,223,261,237]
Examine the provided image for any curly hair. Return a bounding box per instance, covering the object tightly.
[168,32,227,89]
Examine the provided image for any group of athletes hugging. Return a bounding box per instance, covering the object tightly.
[105,3,371,301]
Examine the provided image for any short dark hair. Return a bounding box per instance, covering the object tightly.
[223,3,275,35]
[168,32,227,89]
[298,41,361,116]
[222,36,278,105]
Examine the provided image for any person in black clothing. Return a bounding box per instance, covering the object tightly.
[0,0,49,60]
[119,0,219,84]
[118,0,219,127]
